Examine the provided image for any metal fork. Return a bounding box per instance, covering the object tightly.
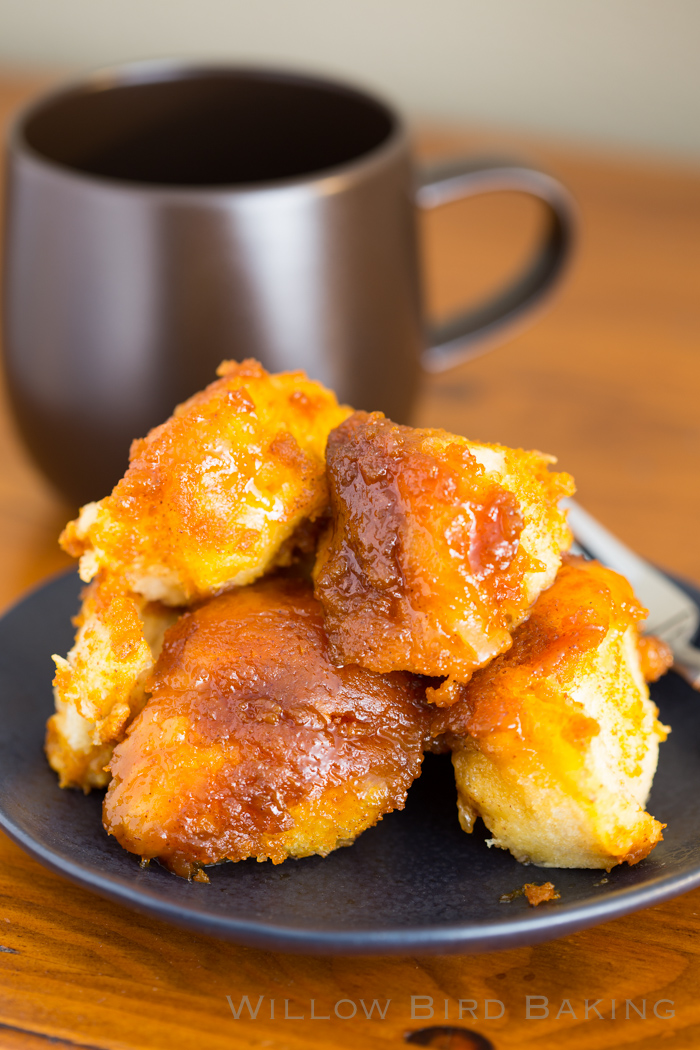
[563,499,700,690]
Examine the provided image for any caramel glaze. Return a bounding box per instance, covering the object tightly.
[637,634,674,683]
[61,359,352,605]
[103,577,431,878]
[431,554,672,749]
[314,412,544,682]
[431,554,651,746]
[431,555,669,869]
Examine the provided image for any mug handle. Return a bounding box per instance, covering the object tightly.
[416,157,577,373]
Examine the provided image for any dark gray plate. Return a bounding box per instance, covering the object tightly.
[1,569,699,955]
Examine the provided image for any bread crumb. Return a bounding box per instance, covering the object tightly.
[499,882,560,906]
[523,882,560,906]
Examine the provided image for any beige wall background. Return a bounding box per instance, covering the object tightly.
[0,0,699,159]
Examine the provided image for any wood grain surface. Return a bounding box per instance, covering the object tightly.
[0,72,699,1050]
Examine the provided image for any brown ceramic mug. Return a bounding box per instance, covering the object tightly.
[3,61,575,504]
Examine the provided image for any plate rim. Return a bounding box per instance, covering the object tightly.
[4,808,700,955]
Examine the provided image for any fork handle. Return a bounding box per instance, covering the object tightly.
[673,646,700,691]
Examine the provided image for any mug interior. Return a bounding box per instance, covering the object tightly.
[20,67,397,187]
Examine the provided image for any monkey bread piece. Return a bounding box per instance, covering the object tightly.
[60,360,352,606]
[431,555,670,870]
[46,573,178,791]
[313,412,574,701]
[103,578,431,878]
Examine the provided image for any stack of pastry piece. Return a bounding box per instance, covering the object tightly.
[47,361,671,880]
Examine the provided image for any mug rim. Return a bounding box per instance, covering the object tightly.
[8,59,410,197]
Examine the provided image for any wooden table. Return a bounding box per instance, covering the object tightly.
[1,73,699,1050]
